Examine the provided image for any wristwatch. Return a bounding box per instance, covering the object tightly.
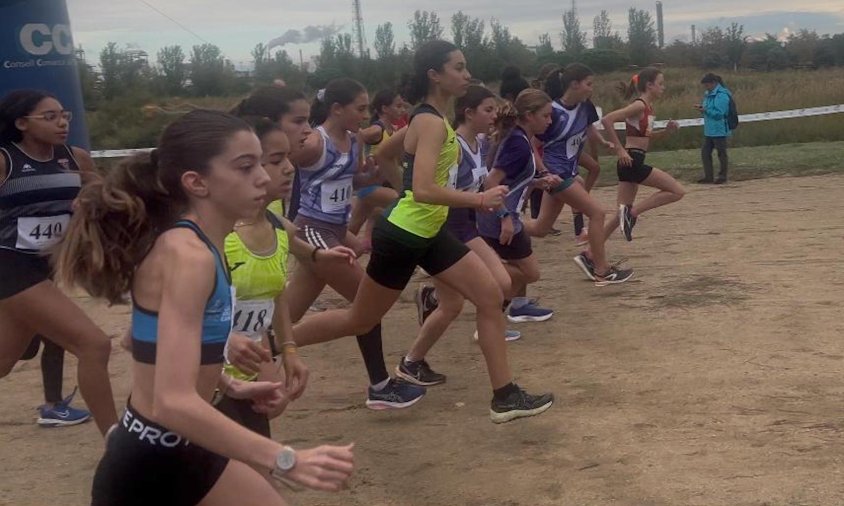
[271,446,297,478]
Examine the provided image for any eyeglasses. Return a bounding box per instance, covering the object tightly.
[24,110,73,122]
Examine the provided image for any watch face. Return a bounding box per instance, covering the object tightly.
[277,448,296,471]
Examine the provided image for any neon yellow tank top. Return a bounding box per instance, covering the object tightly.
[386,106,459,238]
[223,216,289,381]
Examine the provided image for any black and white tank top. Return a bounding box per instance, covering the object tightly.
[0,143,81,254]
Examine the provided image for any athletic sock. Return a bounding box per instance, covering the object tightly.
[493,382,520,401]
[355,323,390,386]
[573,212,585,236]
[510,297,530,310]
[371,378,391,391]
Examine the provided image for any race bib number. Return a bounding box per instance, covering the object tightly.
[16,215,70,250]
[566,132,586,159]
[471,166,488,193]
[447,164,459,189]
[320,178,353,213]
[231,299,275,339]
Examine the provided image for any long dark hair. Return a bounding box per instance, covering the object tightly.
[231,85,306,123]
[0,89,58,143]
[310,78,366,126]
[370,89,398,121]
[453,85,496,128]
[55,110,254,304]
[401,40,460,104]
[619,67,662,100]
[545,63,594,100]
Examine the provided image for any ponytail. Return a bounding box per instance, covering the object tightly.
[544,63,593,100]
[487,89,551,167]
[55,110,254,304]
[401,39,459,105]
[618,67,662,100]
[310,77,366,126]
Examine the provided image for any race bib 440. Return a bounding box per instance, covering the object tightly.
[16,215,70,251]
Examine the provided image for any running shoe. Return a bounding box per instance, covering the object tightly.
[594,267,635,286]
[37,387,92,427]
[395,359,447,386]
[366,379,426,410]
[575,230,589,246]
[472,329,522,342]
[619,204,637,242]
[490,386,554,424]
[573,252,597,281]
[507,302,554,323]
[414,285,438,325]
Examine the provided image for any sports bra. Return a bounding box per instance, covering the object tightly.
[131,220,234,365]
[625,98,654,138]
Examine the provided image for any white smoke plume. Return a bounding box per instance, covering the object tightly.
[268,24,343,49]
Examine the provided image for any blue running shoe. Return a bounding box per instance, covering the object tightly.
[366,379,426,410]
[37,387,92,427]
[507,302,554,323]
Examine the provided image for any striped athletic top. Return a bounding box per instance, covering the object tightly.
[0,143,81,253]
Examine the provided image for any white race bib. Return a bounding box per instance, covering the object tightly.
[231,298,275,339]
[471,166,488,193]
[566,132,586,159]
[320,177,353,213]
[16,215,70,250]
[447,164,459,189]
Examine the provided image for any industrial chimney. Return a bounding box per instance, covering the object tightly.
[656,1,664,48]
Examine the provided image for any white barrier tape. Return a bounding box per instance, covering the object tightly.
[91,104,844,159]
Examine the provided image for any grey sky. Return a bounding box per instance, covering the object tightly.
[66,0,844,65]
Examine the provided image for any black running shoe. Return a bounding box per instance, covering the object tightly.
[395,359,447,386]
[490,386,554,424]
[594,266,634,286]
[619,204,637,241]
[573,252,597,281]
[414,285,438,325]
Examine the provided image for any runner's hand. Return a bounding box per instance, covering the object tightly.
[480,185,508,211]
[286,444,356,492]
[226,378,283,401]
[226,333,272,375]
[617,148,633,168]
[282,351,309,400]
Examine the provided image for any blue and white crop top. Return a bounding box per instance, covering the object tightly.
[536,100,599,179]
[131,220,234,365]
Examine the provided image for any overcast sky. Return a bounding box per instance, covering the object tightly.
[66,0,844,66]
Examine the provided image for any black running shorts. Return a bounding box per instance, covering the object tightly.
[367,216,470,290]
[617,148,653,184]
[91,403,229,506]
[0,249,51,300]
[481,229,533,261]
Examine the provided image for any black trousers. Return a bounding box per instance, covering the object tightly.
[701,136,728,180]
[21,336,64,404]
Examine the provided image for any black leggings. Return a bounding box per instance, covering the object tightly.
[21,335,64,404]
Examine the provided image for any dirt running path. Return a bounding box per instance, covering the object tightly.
[2,175,844,506]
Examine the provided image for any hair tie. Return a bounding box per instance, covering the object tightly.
[149,148,159,168]
[631,74,639,86]
[316,89,326,102]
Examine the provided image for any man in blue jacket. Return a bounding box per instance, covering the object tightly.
[695,73,732,184]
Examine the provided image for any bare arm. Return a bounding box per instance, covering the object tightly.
[357,124,384,145]
[152,235,283,470]
[600,102,645,153]
[292,130,323,169]
[271,289,308,399]
[373,126,406,190]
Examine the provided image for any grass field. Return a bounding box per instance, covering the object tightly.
[87,68,844,151]
[591,140,844,187]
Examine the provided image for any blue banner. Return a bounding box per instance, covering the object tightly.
[0,0,90,148]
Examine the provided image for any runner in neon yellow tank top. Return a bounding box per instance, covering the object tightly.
[217,117,356,436]
[292,40,555,424]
